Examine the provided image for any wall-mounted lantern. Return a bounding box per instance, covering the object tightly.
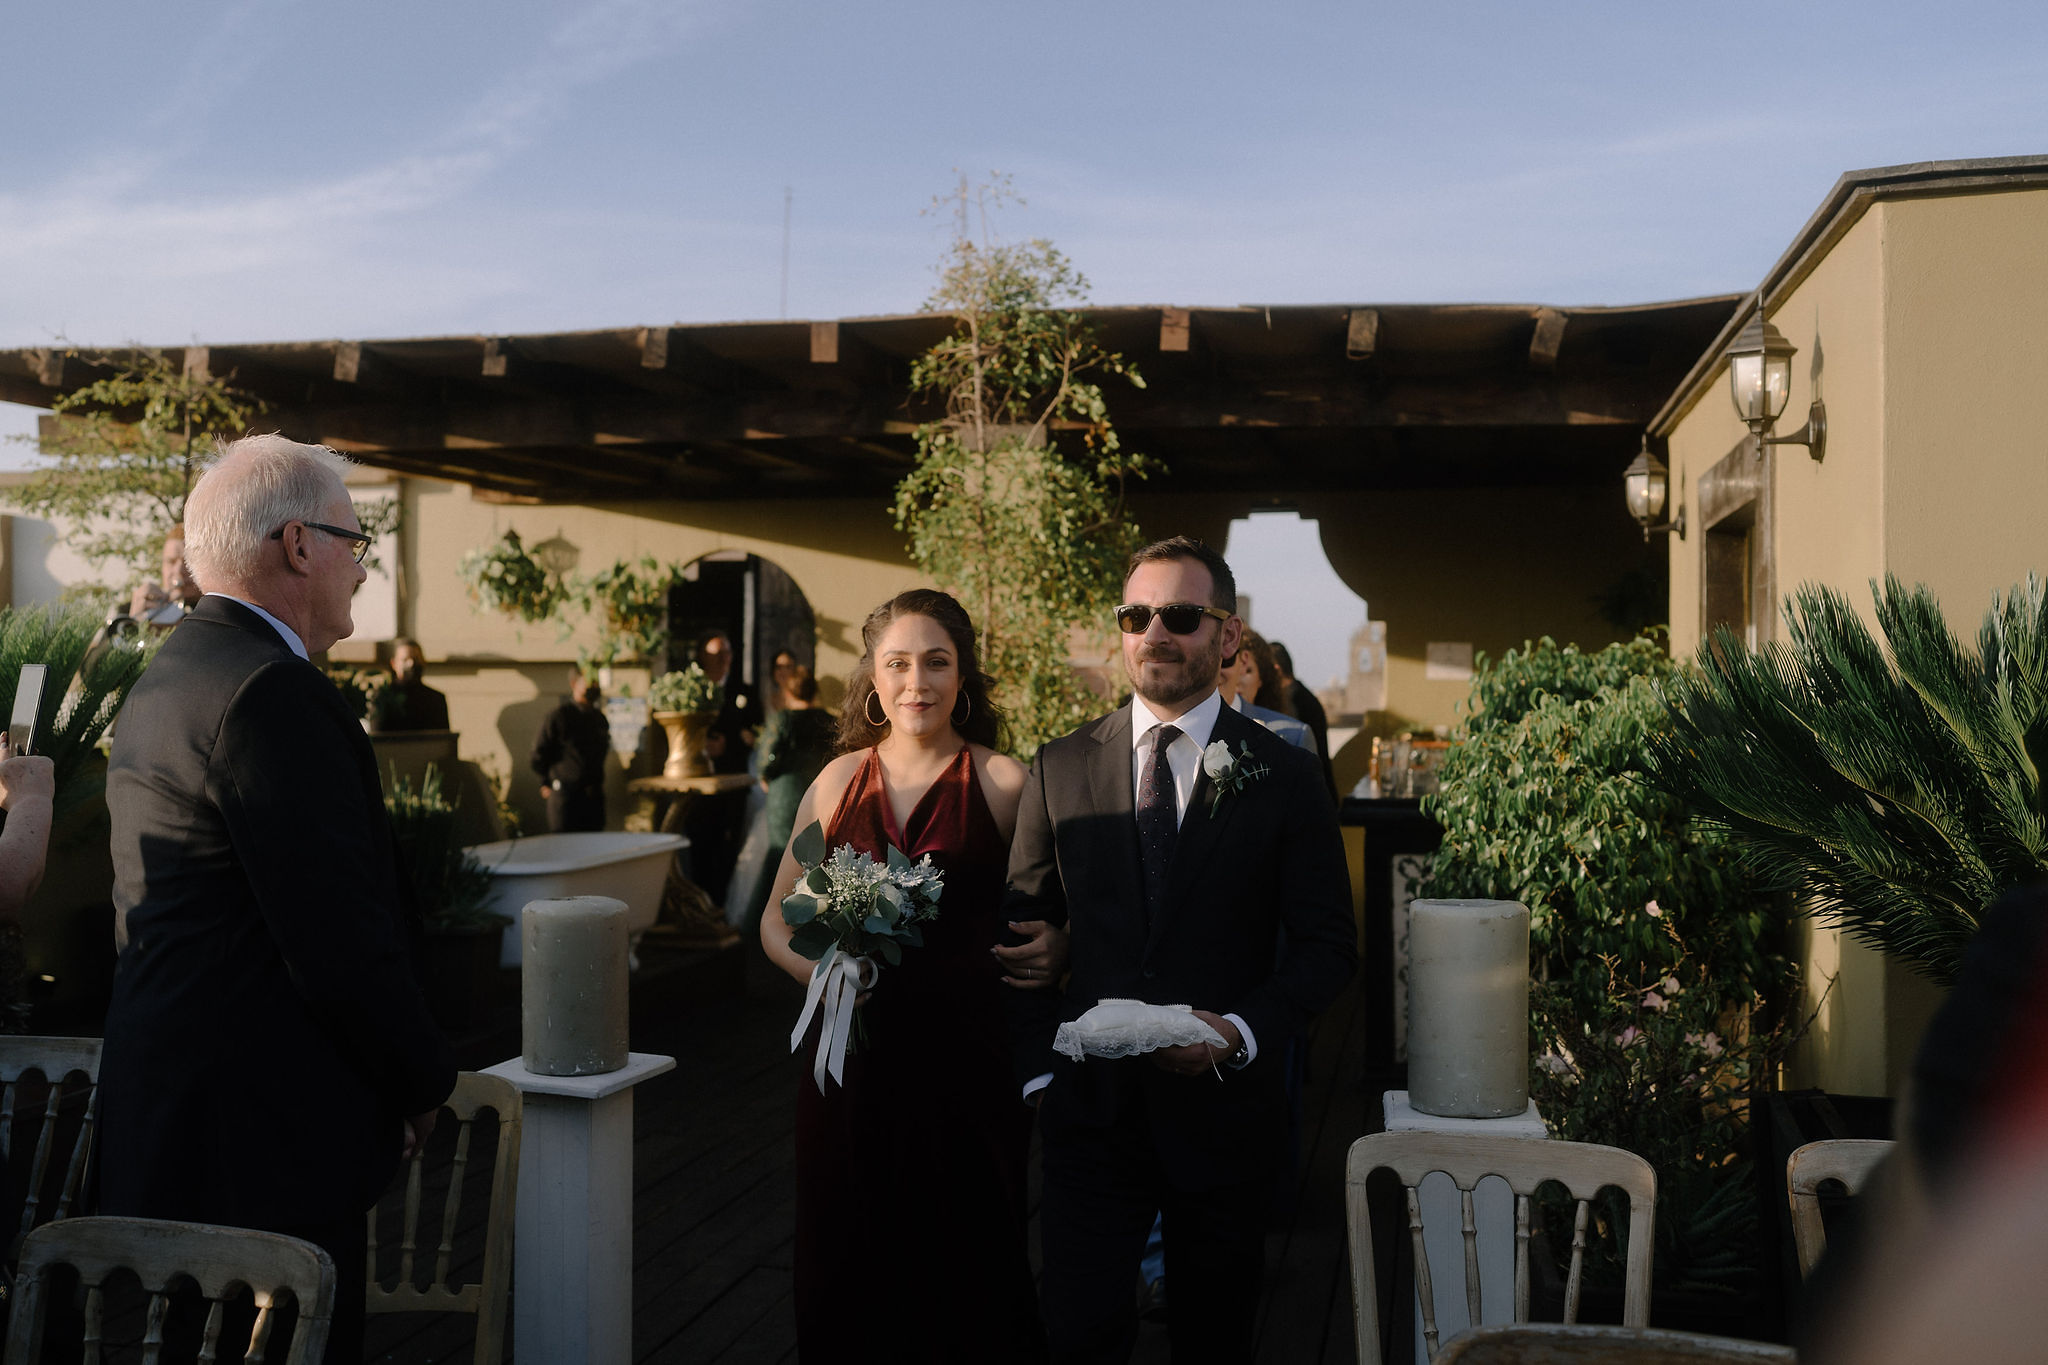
[1623,438,1685,540]
[1726,308,1825,462]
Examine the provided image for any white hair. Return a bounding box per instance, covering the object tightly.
[184,434,356,591]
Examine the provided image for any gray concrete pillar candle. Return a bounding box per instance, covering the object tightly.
[522,895,629,1076]
[1406,898,1530,1118]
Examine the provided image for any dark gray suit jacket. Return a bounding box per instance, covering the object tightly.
[1005,701,1356,1186]
[99,596,454,1230]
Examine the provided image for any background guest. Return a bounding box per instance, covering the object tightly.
[531,668,611,832]
[1270,640,1337,800]
[688,630,755,901]
[106,522,204,640]
[746,658,837,931]
[1223,630,1316,752]
[373,636,450,732]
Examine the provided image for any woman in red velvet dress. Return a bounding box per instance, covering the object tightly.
[761,589,1065,1363]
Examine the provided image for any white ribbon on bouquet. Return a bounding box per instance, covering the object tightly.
[790,946,878,1091]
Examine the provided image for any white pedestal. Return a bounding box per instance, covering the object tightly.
[484,1052,676,1364]
[1382,1090,1546,1365]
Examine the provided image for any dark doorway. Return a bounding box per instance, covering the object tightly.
[666,552,817,683]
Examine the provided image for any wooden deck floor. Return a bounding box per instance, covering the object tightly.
[369,947,1374,1363]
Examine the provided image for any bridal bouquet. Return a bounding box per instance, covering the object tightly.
[780,820,945,1090]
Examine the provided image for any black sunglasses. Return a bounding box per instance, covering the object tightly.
[1114,602,1231,635]
[270,520,373,564]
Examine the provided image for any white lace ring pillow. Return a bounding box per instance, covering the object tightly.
[1053,999,1226,1061]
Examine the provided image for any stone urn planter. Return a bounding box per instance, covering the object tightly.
[653,710,715,779]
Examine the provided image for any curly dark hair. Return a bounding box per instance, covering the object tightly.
[837,589,1004,752]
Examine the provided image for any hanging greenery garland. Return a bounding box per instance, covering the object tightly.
[457,530,564,624]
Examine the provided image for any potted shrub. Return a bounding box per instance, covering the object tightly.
[648,664,722,779]
[386,764,508,1032]
[1419,634,1796,1332]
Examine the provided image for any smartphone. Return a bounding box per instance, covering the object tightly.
[10,664,47,756]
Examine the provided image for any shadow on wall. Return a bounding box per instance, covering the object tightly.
[498,688,567,833]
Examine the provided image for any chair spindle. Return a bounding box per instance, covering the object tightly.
[1563,1198,1590,1323]
[434,1115,475,1288]
[1406,1184,1441,1360]
[1512,1192,1531,1322]
[82,1282,105,1365]
[1459,1184,1482,1326]
[198,1294,229,1365]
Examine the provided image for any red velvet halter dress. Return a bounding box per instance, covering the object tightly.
[792,746,1041,1363]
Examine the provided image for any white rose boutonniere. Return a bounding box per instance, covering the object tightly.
[1201,738,1271,816]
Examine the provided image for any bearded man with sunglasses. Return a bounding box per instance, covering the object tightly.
[100,435,454,1363]
[1006,535,1356,1363]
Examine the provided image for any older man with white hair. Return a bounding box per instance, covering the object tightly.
[99,434,455,1362]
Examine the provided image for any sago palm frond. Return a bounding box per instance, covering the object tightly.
[1647,576,2048,985]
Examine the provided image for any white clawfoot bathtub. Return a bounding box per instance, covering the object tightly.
[464,832,686,968]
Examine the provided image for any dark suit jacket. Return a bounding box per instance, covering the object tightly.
[100,596,456,1230]
[1005,702,1356,1187]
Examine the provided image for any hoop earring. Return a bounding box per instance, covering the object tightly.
[865,691,888,727]
[952,691,973,726]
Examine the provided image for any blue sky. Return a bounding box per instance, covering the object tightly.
[3,0,2044,681]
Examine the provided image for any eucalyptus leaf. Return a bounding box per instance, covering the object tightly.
[781,893,818,926]
[792,821,826,867]
[788,921,836,961]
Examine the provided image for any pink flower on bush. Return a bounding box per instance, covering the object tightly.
[1640,990,1669,1012]
[1645,900,1663,918]
[1614,1025,1644,1047]
[1684,1031,1724,1058]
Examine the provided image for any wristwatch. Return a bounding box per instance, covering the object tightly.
[1226,1038,1250,1068]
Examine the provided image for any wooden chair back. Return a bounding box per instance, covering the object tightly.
[1346,1131,1657,1365]
[1785,1137,1892,1279]
[366,1071,522,1364]
[5,1215,335,1364]
[0,1036,102,1258]
[1433,1323,1797,1363]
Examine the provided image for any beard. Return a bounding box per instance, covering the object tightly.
[1125,631,1223,709]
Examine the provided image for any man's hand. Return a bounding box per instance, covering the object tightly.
[993,919,1070,988]
[128,581,168,618]
[1149,1010,1241,1078]
[401,1107,441,1161]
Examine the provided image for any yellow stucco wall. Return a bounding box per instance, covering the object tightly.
[1662,184,2048,1097]
[1313,485,1652,731]
[396,481,920,828]
[1883,189,2048,629]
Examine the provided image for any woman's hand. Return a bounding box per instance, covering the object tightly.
[994,918,1070,989]
[0,750,55,812]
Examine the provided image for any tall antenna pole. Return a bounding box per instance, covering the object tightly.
[779,187,793,319]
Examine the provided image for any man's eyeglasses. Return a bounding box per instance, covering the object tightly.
[1114,602,1231,635]
[270,520,373,564]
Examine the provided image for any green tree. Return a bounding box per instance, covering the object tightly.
[894,179,1156,755]
[1420,635,1793,1292]
[10,348,397,601]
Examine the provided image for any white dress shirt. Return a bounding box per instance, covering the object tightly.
[1129,688,1224,826]
[205,592,308,660]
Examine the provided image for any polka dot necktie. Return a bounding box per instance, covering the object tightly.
[1137,724,1181,923]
